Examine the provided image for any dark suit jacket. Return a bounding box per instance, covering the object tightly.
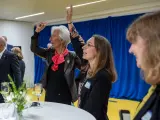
[19,59,25,82]
[40,59,49,83]
[0,50,21,103]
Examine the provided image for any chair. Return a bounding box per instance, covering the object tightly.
[119,110,131,120]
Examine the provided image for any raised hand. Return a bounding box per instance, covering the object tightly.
[79,36,85,45]
[35,22,47,33]
[66,5,80,39]
[66,5,73,24]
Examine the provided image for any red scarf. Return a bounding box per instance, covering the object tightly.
[51,49,69,71]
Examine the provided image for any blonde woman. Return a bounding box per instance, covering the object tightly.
[11,47,25,82]
[127,11,160,120]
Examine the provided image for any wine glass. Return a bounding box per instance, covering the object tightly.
[1,82,10,101]
[33,83,43,107]
[0,82,11,119]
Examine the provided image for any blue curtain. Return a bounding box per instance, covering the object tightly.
[33,13,150,101]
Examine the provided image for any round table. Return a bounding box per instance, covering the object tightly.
[22,102,96,120]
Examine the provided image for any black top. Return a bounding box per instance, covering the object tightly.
[19,59,25,82]
[134,85,160,120]
[79,69,112,120]
[45,62,72,104]
[31,32,80,102]
[70,36,112,120]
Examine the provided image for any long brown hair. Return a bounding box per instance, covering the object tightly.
[127,11,160,84]
[89,35,117,82]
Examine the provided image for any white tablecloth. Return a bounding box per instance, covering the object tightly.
[0,103,17,120]
[21,102,96,120]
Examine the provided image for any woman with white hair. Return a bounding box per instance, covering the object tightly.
[31,22,80,105]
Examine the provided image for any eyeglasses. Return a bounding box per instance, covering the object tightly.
[85,43,95,48]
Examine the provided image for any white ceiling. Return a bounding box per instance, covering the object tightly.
[0,0,160,25]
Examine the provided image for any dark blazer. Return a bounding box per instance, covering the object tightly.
[40,59,49,83]
[71,36,112,120]
[0,50,21,103]
[79,69,111,120]
[134,85,160,120]
[30,32,81,102]
[19,59,25,82]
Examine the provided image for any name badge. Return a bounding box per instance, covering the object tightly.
[84,81,91,89]
[141,110,152,120]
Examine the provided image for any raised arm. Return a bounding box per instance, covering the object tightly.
[66,6,85,61]
[30,22,48,59]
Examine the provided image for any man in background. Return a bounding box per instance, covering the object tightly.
[2,36,13,51]
[0,36,21,103]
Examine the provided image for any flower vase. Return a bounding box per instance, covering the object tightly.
[17,110,23,120]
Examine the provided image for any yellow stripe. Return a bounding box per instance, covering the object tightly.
[133,85,156,119]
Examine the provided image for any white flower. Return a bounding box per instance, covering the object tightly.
[10,92,14,98]
[25,95,31,102]
[6,95,12,101]
[25,95,32,108]
[22,91,26,97]
[20,91,23,94]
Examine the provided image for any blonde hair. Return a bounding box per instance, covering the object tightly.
[127,11,160,84]
[88,35,117,82]
[11,47,23,60]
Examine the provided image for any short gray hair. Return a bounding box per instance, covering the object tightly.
[51,25,71,46]
[2,36,7,42]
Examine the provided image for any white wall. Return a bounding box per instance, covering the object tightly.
[0,20,34,87]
